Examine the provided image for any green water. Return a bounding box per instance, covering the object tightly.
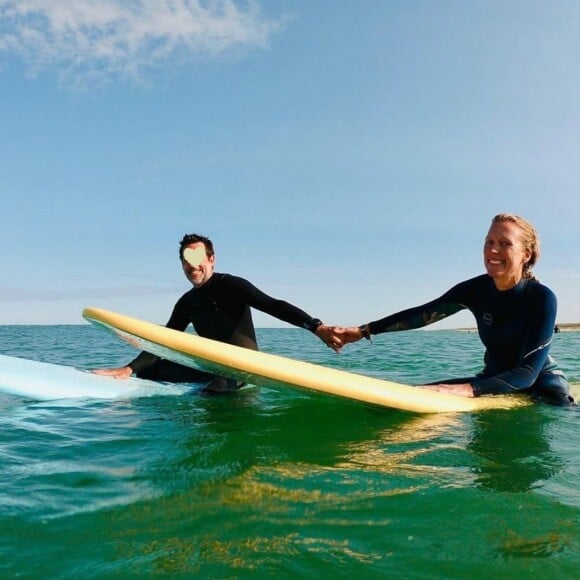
[1,326,578,578]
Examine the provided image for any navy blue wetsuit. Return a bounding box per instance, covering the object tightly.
[367,275,574,406]
[128,273,322,386]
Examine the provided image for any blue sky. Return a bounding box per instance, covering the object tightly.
[1,0,579,328]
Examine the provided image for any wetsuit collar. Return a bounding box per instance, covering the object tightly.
[490,276,528,295]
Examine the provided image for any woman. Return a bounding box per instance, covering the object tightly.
[335,214,574,406]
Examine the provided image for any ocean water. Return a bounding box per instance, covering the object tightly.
[0,325,578,578]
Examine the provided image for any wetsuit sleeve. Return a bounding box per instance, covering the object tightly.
[127,296,191,374]
[226,275,323,332]
[367,292,465,335]
[471,287,558,396]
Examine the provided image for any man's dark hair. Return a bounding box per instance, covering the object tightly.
[179,234,214,260]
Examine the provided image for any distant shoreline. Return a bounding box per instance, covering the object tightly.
[457,322,580,333]
[554,323,580,332]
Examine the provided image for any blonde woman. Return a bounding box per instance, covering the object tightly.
[336,214,574,406]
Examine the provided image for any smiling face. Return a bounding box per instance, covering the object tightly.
[181,241,215,287]
[483,221,532,290]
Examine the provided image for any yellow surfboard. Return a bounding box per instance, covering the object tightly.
[83,307,530,414]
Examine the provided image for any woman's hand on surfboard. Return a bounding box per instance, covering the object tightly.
[92,366,133,380]
[420,383,475,397]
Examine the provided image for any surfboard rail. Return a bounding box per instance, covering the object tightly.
[83,307,530,414]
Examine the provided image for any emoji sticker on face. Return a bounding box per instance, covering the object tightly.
[183,246,207,268]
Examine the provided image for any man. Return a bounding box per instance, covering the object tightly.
[94,233,338,392]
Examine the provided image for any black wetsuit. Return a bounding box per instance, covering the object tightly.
[128,273,322,386]
[367,275,574,406]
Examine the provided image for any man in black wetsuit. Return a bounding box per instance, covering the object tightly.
[94,233,338,392]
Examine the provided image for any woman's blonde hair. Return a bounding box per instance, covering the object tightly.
[491,213,540,280]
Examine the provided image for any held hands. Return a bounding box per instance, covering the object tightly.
[92,366,133,380]
[334,326,369,346]
[315,325,368,353]
[315,325,343,353]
